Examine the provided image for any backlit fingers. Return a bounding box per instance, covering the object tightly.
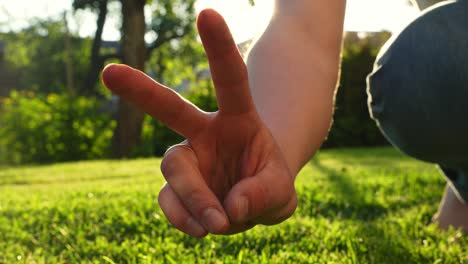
[102,64,208,139]
[197,9,255,115]
[161,144,230,234]
[158,184,207,237]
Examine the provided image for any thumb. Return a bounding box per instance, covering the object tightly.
[223,166,297,225]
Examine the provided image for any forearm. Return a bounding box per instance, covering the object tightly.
[247,0,345,176]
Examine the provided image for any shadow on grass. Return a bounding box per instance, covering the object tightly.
[300,158,388,221]
[299,158,422,262]
[303,157,437,221]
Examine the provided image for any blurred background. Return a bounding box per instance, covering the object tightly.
[0,0,421,165]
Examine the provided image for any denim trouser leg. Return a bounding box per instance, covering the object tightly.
[367,0,468,203]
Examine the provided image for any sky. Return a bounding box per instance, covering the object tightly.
[0,0,420,43]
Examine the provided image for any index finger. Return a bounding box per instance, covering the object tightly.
[102,64,208,140]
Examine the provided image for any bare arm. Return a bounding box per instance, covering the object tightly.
[248,0,346,175]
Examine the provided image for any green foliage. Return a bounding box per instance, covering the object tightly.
[146,0,202,88]
[0,91,115,164]
[186,79,218,113]
[0,19,90,94]
[324,33,391,148]
[149,0,195,40]
[0,148,466,262]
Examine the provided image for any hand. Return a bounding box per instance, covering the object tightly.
[102,9,297,237]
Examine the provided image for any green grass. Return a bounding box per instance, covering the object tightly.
[0,148,466,263]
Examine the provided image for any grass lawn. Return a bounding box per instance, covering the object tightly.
[0,147,466,263]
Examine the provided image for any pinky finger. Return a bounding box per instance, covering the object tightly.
[158,183,208,238]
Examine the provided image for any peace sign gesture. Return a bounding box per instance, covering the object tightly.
[102,9,297,237]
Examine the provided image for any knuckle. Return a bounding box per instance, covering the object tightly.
[171,215,189,230]
[265,196,298,226]
[250,182,269,212]
[160,150,180,176]
[167,214,186,231]
[184,188,210,213]
[285,195,298,218]
[278,174,296,201]
[161,144,194,176]
[157,184,170,204]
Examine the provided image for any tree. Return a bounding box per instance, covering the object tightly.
[73,0,119,96]
[74,0,197,157]
[323,32,391,148]
[1,19,90,94]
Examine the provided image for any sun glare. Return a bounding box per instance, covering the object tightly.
[345,0,419,33]
[0,0,419,41]
[195,0,419,43]
[195,0,274,43]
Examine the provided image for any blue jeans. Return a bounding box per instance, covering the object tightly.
[367,0,468,203]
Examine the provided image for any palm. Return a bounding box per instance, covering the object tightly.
[193,113,264,199]
[103,9,296,237]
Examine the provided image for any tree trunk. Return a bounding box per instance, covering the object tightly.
[82,0,108,96]
[63,12,75,95]
[113,0,147,158]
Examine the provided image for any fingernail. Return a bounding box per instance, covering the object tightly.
[186,217,207,238]
[237,196,249,222]
[202,208,227,233]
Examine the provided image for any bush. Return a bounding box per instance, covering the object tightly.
[323,34,390,148]
[0,91,115,164]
